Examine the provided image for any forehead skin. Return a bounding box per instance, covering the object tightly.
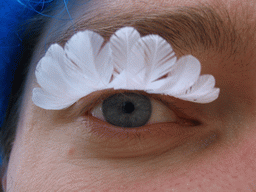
[4,0,256,191]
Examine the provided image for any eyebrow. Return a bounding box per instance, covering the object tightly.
[57,3,253,60]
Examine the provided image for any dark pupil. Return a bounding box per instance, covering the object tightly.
[102,93,152,127]
[122,101,135,114]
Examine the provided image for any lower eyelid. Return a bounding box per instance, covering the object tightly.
[80,115,202,158]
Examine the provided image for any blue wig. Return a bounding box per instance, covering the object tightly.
[0,0,53,165]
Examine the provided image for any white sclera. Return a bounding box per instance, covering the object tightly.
[91,98,177,125]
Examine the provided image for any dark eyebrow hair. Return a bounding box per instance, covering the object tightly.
[55,2,254,61]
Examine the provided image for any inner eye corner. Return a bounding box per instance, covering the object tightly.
[185,118,202,126]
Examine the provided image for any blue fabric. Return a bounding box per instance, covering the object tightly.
[0,0,52,165]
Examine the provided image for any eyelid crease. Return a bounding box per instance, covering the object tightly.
[80,114,203,159]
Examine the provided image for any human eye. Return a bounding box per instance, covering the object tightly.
[91,91,178,127]
[90,90,197,127]
[75,89,202,158]
[32,27,219,159]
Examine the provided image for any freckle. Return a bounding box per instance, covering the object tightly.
[68,147,76,156]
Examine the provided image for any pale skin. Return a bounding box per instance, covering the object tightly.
[2,0,256,191]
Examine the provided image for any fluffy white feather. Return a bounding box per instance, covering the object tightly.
[32,27,220,110]
[110,27,140,74]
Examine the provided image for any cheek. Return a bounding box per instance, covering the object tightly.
[6,127,256,192]
[116,138,256,191]
[6,134,90,191]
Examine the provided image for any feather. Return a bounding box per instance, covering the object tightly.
[151,55,201,95]
[64,31,97,80]
[33,30,113,109]
[174,75,220,103]
[127,35,177,89]
[35,44,74,97]
[32,27,220,110]
[64,30,113,86]
[110,27,140,74]
[94,42,113,85]
[32,88,78,110]
[175,75,216,97]
[107,70,127,89]
[178,88,220,103]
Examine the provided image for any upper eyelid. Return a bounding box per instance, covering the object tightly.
[50,84,202,128]
[74,89,154,115]
[66,89,201,127]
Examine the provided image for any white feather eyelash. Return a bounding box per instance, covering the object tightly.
[32,27,220,110]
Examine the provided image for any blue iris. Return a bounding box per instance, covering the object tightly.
[102,93,152,128]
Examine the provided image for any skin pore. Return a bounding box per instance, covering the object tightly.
[2,0,256,191]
